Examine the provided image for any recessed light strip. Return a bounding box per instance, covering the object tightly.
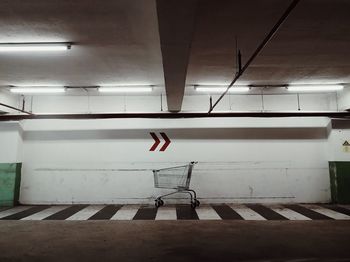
[287,85,343,92]
[98,86,153,93]
[195,86,250,93]
[0,43,71,52]
[10,87,66,94]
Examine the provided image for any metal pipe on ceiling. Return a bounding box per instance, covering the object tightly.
[209,0,301,113]
[0,111,349,121]
[0,102,33,115]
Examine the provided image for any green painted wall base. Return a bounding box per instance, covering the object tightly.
[329,161,350,204]
[0,163,22,207]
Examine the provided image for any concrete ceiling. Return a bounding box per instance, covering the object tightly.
[187,0,350,85]
[0,0,350,112]
[0,0,164,86]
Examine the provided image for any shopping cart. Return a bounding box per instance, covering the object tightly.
[153,162,199,208]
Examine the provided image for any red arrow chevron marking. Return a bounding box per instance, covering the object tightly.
[149,132,160,151]
[159,132,171,151]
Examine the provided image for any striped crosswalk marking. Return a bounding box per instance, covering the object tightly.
[1,206,50,220]
[1,204,350,220]
[111,205,140,220]
[44,205,88,220]
[66,205,105,220]
[284,204,333,220]
[88,205,122,220]
[304,205,350,220]
[195,205,221,220]
[134,206,157,220]
[228,204,266,220]
[155,207,177,220]
[176,205,199,220]
[0,206,32,219]
[21,206,69,220]
[212,204,244,220]
[246,204,288,220]
[323,205,350,217]
[270,205,311,220]
[339,205,350,211]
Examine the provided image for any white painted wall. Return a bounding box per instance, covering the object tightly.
[328,120,350,161]
[13,91,338,114]
[26,95,167,114]
[0,122,22,163]
[13,117,332,204]
[0,90,22,114]
[338,86,350,111]
[0,87,343,114]
[0,87,345,205]
[183,93,338,112]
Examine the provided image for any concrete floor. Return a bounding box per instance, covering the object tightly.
[0,221,349,262]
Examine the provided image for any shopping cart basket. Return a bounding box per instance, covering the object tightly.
[153,162,199,208]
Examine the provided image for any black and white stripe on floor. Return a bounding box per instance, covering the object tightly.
[0,204,349,221]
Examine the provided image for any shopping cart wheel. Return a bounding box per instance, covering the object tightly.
[155,200,160,208]
[155,198,164,208]
[190,199,200,209]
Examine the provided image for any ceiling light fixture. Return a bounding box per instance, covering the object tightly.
[98,86,153,93]
[0,42,72,52]
[195,86,250,93]
[287,84,343,92]
[10,87,66,94]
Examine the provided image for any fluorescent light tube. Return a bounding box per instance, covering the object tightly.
[10,87,66,94]
[99,86,153,93]
[0,43,71,52]
[195,86,250,93]
[287,85,343,92]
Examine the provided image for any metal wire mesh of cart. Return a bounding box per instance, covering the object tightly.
[153,162,195,190]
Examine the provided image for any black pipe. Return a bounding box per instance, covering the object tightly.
[209,0,300,113]
[0,111,349,121]
[237,50,242,73]
[0,102,33,115]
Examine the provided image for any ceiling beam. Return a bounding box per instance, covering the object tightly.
[156,0,198,112]
[1,111,350,121]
